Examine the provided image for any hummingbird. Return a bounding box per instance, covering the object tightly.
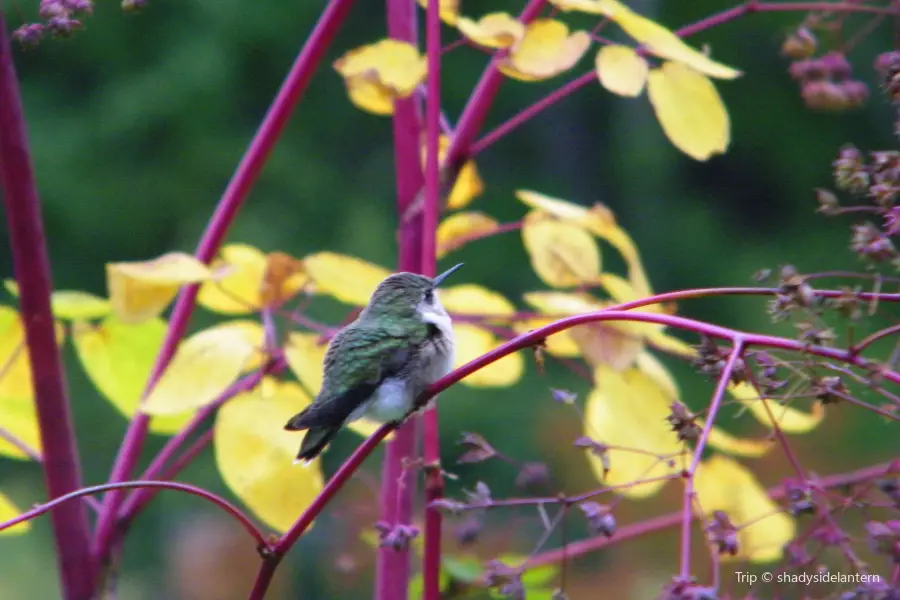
[284,263,464,464]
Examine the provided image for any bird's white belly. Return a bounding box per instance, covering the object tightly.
[349,378,413,424]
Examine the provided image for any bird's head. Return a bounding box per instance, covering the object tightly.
[360,263,464,324]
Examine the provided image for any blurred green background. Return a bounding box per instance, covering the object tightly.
[1,0,898,598]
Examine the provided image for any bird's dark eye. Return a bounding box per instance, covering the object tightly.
[424,289,434,303]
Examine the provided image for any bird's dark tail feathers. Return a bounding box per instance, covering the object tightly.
[294,425,340,465]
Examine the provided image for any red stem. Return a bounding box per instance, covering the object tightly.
[526,460,897,569]
[0,15,95,599]
[0,481,266,548]
[422,0,444,597]
[679,340,745,581]
[437,0,548,192]
[379,0,424,597]
[91,0,358,565]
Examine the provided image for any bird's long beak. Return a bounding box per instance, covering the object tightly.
[432,263,464,288]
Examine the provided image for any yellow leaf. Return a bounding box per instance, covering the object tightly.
[512,317,580,357]
[523,290,603,315]
[520,291,605,357]
[0,307,64,401]
[595,273,670,343]
[334,40,426,116]
[548,0,608,13]
[341,72,396,116]
[646,330,696,358]
[453,323,523,387]
[647,61,730,161]
[0,396,40,460]
[440,284,515,319]
[522,212,601,288]
[197,244,266,315]
[49,291,111,320]
[694,455,795,562]
[704,426,774,458]
[436,212,498,258]
[499,19,591,82]
[4,281,110,320]
[142,322,260,416]
[416,0,458,25]
[522,289,649,364]
[0,491,30,536]
[584,203,651,296]
[283,332,384,439]
[284,332,327,397]
[595,45,648,97]
[261,252,308,309]
[728,380,825,433]
[594,0,741,80]
[636,352,773,458]
[214,377,324,532]
[457,13,525,49]
[107,252,220,324]
[584,364,682,498]
[72,315,193,435]
[515,190,651,295]
[570,322,644,371]
[420,136,484,210]
[304,252,392,306]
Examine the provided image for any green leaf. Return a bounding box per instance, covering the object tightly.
[442,555,484,583]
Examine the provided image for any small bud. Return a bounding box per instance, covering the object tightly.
[785,480,816,516]
[464,481,492,507]
[484,560,524,599]
[515,462,550,490]
[454,515,483,545]
[815,188,840,215]
[39,0,68,18]
[828,287,863,320]
[752,268,773,282]
[840,80,869,107]
[810,375,847,404]
[795,322,837,346]
[63,0,93,14]
[851,222,897,262]
[11,24,46,48]
[374,521,421,551]
[875,51,900,77]
[865,520,900,561]
[886,207,900,236]
[790,58,828,81]
[802,80,850,111]
[551,388,576,404]
[875,477,900,508]
[46,16,83,38]
[667,401,702,443]
[578,502,616,537]
[820,52,852,80]
[457,432,497,464]
[781,27,816,60]
[834,144,869,194]
[705,510,739,556]
[574,436,610,475]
